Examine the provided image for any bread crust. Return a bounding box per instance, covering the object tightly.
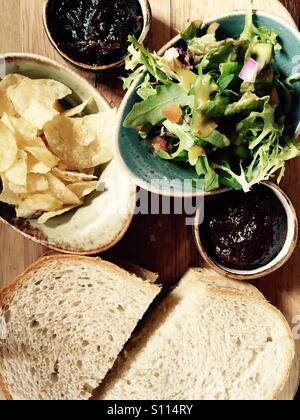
[99,269,296,401]
[0,255,161,400]
[189,268,267,301]
[0,262,295,400]
[186,271,296,401]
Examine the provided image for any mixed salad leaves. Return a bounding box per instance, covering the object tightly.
[122,10,300,192]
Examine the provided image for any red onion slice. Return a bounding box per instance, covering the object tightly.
[239,58,260,83]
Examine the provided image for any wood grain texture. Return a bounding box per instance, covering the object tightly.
[0,0,300,399]
[281,0,300,27]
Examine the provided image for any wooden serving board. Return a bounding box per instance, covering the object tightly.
[0,0,300,399]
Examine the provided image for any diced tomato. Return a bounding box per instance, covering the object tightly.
[162,104,183,123]
[152,136,169,153]
[175,59,184,69]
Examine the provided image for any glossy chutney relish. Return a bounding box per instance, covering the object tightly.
[200,185,288,270]
[47,0,143,66]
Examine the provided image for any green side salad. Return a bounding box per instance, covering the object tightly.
[122,11,300,192]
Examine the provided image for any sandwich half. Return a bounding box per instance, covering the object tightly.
[0,255,161,400]
[97,268,295,401]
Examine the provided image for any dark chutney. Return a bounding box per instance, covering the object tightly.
[47,0,143,66]
[200,185,288,270]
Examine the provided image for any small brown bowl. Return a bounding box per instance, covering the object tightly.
[42,0,152,72]
[194,182,299,281]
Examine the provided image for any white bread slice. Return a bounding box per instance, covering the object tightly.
[185,268,266,300]
[0,255,161,400]
[97,269,295,401]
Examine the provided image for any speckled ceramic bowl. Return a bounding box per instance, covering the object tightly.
[116,11,300,197]
[42,0,152,72]
[0,53,136,255]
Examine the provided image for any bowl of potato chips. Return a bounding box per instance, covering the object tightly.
[0,53,136,254]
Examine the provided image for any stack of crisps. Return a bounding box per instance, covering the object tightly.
[0,74,116,223]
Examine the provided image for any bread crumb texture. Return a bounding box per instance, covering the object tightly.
[98,269,295,401]
[0,257,160,400]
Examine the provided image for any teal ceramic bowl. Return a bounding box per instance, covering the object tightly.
[116,11,300,197]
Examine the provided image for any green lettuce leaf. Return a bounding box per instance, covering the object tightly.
[181,20,204,41]
[125,43,143,71]
[240,10,282,52]
[200,92,230,119]
[137,74,157,100]
[217,160,243,190]
[200,130,230,148]
[213,135,300,193]
[279,139,300,161]
[120,67,144,91]
[189,39,247,69]
[160,121,196,159]
[217,62,241,90]
[127,36,177,85]
[237,102,280,149]
[225,92,269,116]
[123,84,194,128]
[195,156,219,191]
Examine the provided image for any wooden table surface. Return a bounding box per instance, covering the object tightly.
[0,0,300,399]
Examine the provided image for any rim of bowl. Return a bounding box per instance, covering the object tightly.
[158,9,300,56]
[0,186,137,256]
[115,10,300,198]
[193,181,299,281]
[0,52,111,108]
[0,52,137,255]
[42,0,152,72]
